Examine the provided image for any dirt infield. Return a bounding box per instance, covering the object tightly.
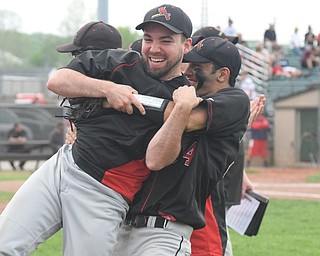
[1,167,320,213]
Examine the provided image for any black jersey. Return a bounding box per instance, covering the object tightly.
[64,49,189,201]
[128,87,250,229]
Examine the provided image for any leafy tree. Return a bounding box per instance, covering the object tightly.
[117,27,142,49]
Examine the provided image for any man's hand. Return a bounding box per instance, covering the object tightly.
[242,170,254,198]
[103,84,146,115]
[65,124,77,145]
[172,85,202,108]
[249,94,266,127]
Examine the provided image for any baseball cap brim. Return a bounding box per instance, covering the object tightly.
[56,43,81,53]
[183,51,211,63]
[136,20,183,34]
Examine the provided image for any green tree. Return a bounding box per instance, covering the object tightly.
[59,0,86,36]
[117,27,142,49]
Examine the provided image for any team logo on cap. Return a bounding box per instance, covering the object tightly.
[195,39,205,51]
[151,6,171,20]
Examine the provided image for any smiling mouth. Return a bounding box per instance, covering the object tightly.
[149,57,165,63]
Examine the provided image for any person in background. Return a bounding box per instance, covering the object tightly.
[223,17,237,37]
[238,70,257,100]
[304,25,316,47]
[263,23,277,53]
[49,122,65,153]
[290,27,304,57]
[246,114,270,167]
[6,122,28,170]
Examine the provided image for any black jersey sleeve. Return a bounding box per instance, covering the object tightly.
[201,87,250,136]
[66,49,140,80]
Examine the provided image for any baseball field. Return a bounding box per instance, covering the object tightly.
[1,167,320,255]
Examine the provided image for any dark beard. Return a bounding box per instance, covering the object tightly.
[195,69,205,90]
[141,55,182,80]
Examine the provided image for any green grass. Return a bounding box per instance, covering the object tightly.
[305,173,320,182]
[245,168,260,174]
[230,199,320,256]
[30,231,63,256]
[0,171,31,202]
[0,171,32,181]
[0,191,15,202]
[9,199,316,255]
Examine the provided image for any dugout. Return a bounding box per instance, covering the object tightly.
[273,83,320,168]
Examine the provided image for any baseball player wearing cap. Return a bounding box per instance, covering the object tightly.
[56,21,122,56]
[190,26,266,256]
[111,37,250,255]
[0,4,200,256]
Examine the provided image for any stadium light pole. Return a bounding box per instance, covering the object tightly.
[98,0,108,23]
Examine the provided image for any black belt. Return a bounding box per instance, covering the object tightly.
[125,215,169,228]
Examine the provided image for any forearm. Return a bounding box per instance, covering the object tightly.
[47,68,115,98]
[163,102,207,131]
[145,103,193,170]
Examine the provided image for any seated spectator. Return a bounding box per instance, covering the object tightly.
[300,45,320,74]
[6,122,29,170]
[272,46,304,79]
[49,122,65,153]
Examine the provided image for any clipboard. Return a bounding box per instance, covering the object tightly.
[244,190,269,236]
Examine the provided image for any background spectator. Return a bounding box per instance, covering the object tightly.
[238,71,257,100]
[300,45,320,75]
[246,115,270,167]
[263,23,277,53]
[290,27,304,56]
[223,17,237,36]
[49,122,65,153]
[6,122,29,170]
[304,25,316,47]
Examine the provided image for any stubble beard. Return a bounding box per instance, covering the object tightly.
[142,51,183,80]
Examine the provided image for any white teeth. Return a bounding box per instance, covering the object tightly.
[150,57,165,63]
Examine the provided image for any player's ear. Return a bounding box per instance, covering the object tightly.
[184,37,193,54]
[217,67,230,82]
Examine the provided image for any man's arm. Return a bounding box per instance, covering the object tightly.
[146,89,264,170]
[47,68,145,115]
[145,86,202,170]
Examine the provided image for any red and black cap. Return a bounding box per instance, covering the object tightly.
[136,4,192,38]
[184,36,241,78]
[128,39,142,54]
[192,26,238,46]
[56,21,122,53]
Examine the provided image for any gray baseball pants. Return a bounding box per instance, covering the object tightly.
[0,144,129,256]
[112,220,192,255]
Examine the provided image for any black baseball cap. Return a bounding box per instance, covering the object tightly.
[136,4,192,38]
[184,36,242,78]
[192,26,238,45]
[56,21,122,53]
[129,39,142,54]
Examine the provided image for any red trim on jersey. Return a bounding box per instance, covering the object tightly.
[190,196,223,256]
[101,158,150,202]
[110,59,140,78]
